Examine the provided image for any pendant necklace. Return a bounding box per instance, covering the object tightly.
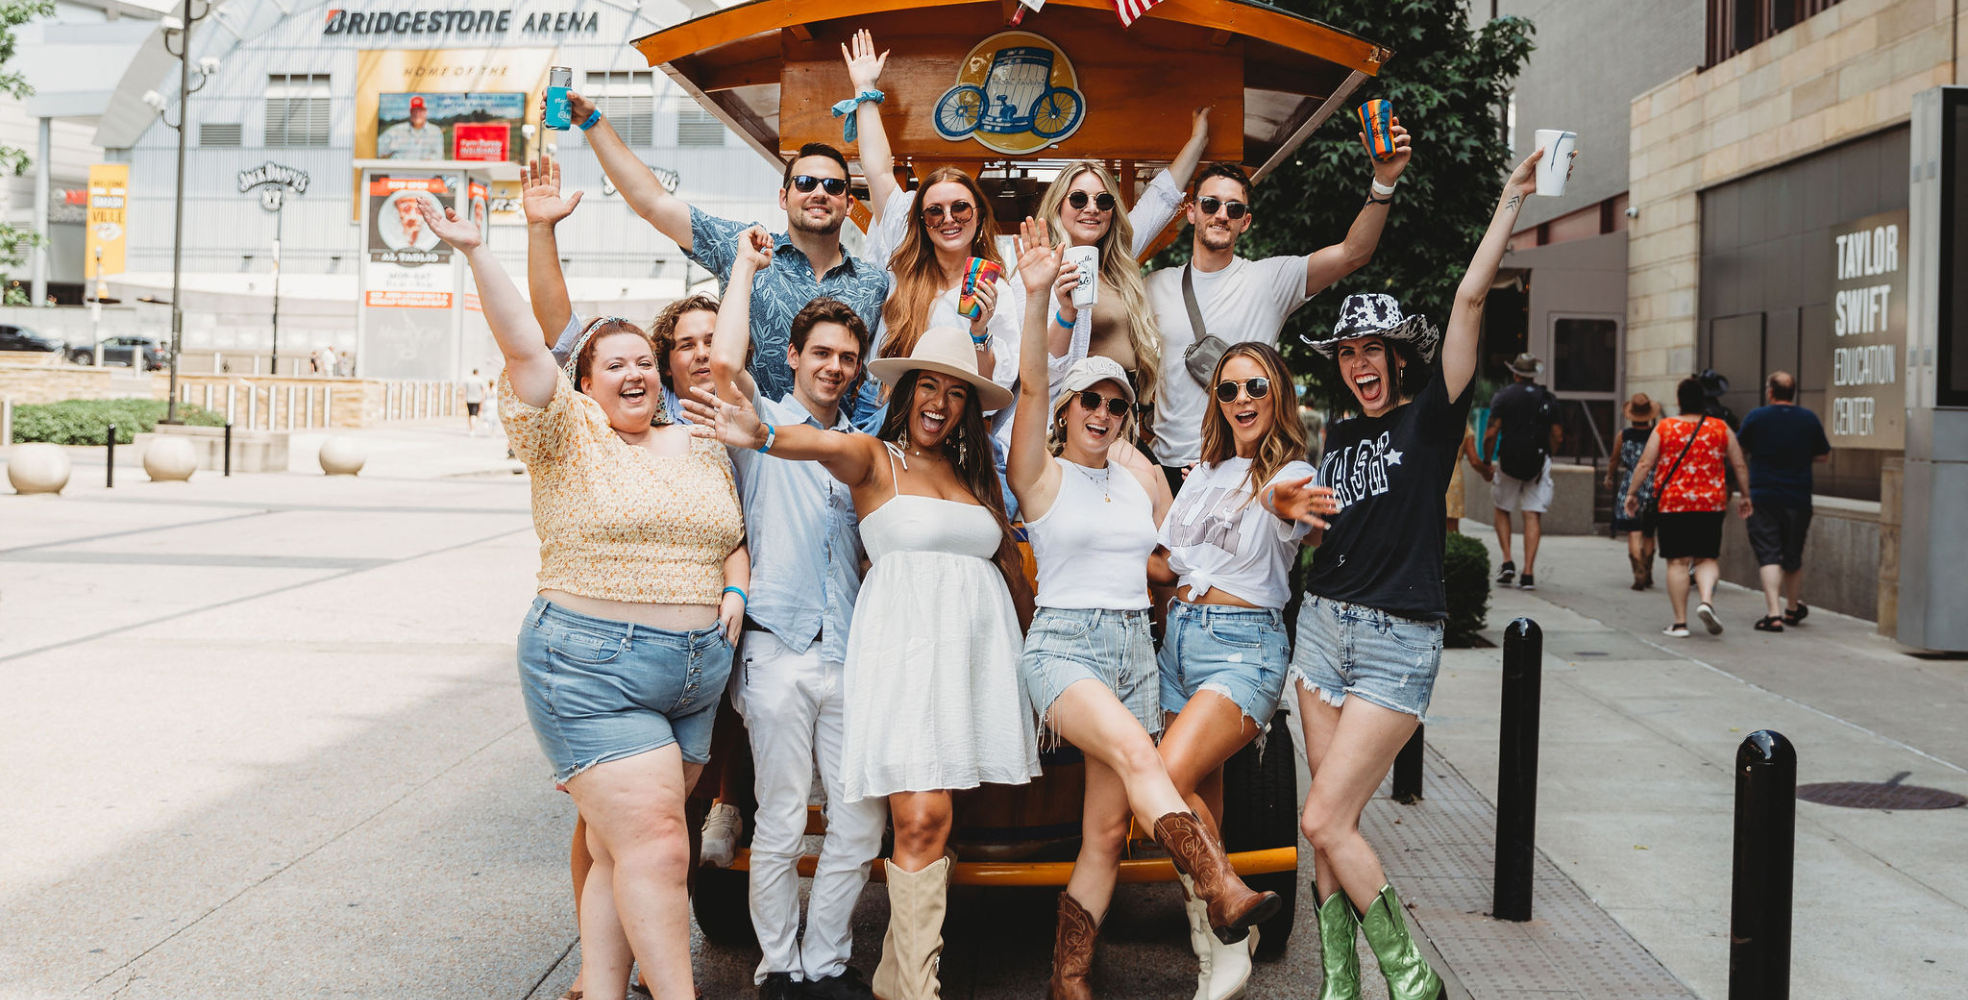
[1072,461,1113,502]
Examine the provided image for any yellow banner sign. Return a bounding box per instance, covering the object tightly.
[84,163,128,278]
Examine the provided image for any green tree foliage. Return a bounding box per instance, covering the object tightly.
[0,0,56,304]
[1153,0,1534,411]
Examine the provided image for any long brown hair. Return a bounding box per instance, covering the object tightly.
[878,367,1022,585]
[1199,342,1309,503]
[880,168,1001,365]
[1035,160,1164,411]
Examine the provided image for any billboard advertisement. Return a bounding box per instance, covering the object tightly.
[359,171,462,378]
[353,47,555,221]
[84,164,128,279]
[376,91,526,162]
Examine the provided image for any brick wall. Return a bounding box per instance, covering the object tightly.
[0,365,456,430]
[1625,0,1963,399]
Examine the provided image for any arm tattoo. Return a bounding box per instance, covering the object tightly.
[1503,194,1523,212]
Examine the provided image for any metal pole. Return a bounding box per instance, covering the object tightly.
[223,421,232,477]
[31,117,50,307]
[105,425,116,488]
[1492,616,1542,922]
[164,0,193,424]
[1730,730,1796,1000]
[270,194,282,375]
[1392,725,1425,804]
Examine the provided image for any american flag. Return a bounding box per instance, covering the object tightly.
[1113,0,1166,26]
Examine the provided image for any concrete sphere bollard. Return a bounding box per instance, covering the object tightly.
[318,435,367,476]
[8,443,72,495]
[143,436,198,482]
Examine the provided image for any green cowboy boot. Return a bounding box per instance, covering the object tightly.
[1315,890,1362,1000]
[1358,884,1443,1000]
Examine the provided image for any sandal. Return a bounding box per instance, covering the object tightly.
[1783,603,1809,626]
[1754,616,1784,632]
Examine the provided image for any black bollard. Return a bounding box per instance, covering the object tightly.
[1492,616,1542,921]
[104,424,116,488]
[1392,725,1425,804]
[1729,730,1796,1000]
[223,422,233,477]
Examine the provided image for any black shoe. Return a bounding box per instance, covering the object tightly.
[1495,561,1516,586]
[804,967,875,1000]
[1517,573,1536,591]
[1784,602,1810,626]
[761,972,802,1000]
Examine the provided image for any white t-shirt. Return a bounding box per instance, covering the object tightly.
[1159,456,1314,608]
[1146,254,1312,467]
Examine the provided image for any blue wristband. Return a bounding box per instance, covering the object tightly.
[1054,309,1072,328]
[577,109,602,131]
[757,421,776,453]
[723,585,747,605]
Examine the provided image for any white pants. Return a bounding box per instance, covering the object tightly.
[733,630,888,984]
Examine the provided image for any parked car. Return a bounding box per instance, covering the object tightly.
[68,336,165,370]
[0,324,65,355]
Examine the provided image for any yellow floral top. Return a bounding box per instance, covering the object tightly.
[500,372,742,605]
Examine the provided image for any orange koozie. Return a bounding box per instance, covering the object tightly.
[1359,100,1396,161]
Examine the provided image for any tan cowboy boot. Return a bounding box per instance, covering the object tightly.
[1047,892,1098,1000]
[872,857,949,1000]
[1153,812,1281,942]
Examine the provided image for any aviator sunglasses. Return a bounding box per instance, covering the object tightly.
[1197,196,1249,220]
[791,174,848,197]
[922,200,975,226]
[1075,389,1132,417]
[1214,377,1272,403]
[1066,190,1117,213]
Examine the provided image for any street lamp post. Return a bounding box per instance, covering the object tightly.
[153,0,219,423]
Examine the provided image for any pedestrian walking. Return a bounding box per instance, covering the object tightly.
[419,199,747,1000]
[685,322,1040,1000]
[464,369,486,435]
[1007,219,1280,1000]
[1608,392,1661,589]
[1736,371,1831,631]
[1446,422,1490,534]
[1484,352,1562,590]
[1267,150,1545,1000]
[1622,377,1754,638]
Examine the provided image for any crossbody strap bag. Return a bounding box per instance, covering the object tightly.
[1181,265,1232,388]
[1647,416,1705,516]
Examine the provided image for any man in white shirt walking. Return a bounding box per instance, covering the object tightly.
[1146,120,1415,492]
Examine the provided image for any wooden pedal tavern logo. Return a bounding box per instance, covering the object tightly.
[933,32,1087,154]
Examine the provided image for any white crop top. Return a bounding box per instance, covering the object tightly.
[1024,457,1158,610]
[1159,457,1314,608]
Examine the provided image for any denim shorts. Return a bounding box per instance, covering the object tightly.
[1020,607,1162,740]
[1158,602,1290,725]
[1289,595,1443,720]
[517,597,735,785]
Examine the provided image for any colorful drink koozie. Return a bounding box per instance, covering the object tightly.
[1358,99,1396,161]
[958,258,1004,319]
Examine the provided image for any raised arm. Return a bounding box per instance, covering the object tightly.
[711,227,770,403]
[1164,106,1212,193]
[522,152,583,347]
[418,199,559,407]
[564,90,693,250]
[1008,217,1065,510]
[1442,148,1543,401]
[684,384,880,491]
[843,30,902,218]
[1302,118,1413,297]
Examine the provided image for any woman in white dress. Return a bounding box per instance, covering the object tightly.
[685,320,1040,1000]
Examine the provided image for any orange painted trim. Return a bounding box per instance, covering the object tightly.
[716,845,1300,884]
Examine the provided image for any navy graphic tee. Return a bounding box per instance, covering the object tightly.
[1307,366,1475,621]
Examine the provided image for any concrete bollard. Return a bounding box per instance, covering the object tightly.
[318,436,366,476]
[1493,617,1543,922]
[8,442,70,494]
[143,436,197,482]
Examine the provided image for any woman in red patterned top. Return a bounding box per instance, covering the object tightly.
[1622,377,1752,637]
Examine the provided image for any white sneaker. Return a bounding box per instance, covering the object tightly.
[1662,624,1690,638]
[699,801,741,868]
[1697,603,1723,635]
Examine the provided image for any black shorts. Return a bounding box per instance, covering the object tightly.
[1656,510,1725,560]
[466,401,482,416]
[1746,505,1813,571]
[1161,462,1186,498]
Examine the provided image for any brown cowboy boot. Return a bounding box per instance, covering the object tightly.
[1047,892,1099,1000]
[1153,812,1281,943]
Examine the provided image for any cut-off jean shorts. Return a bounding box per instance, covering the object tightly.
[1158,601,1290,726]
[517,596,734,785]
[1019,607,1162,743]
[1289,595,1444,720]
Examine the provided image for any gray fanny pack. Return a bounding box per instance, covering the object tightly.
[1180,264,1231,387]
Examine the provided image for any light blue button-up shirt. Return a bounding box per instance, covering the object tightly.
[731,389,865,663]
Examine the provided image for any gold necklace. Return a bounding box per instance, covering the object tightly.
[1070,460,1113,502]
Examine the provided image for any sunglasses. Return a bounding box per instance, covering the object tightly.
[1066,190,1116,213]
[1214,377,1272,403]
[790,175,848,197]
[1075,389,1132,417]
[922,200,975,226]
[1197,196,1249,220]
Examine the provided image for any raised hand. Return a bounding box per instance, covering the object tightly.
[564,90,598,126]
[415,197,482,251]
[1190,105,1211,143]
[1366,115,1414,185]
[734,225,773,273]
[1014,216,1062,296]
[967,278,998,339]
[1265,476,1340,528]
[521,152,583,226]
[683,383,768,450]
[841,28,888,92]
[1504,147,1544,207]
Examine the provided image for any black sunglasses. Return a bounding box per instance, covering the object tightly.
[1066,190,1116,213]
[1075,389,1132,417]
[1197,196,1249,220]
[790,174,848,197]
[1214,377,1272,403]
[922,200,975,226]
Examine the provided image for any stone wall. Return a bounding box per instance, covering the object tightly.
[1624,0,1964,401]
[1719,495,1881,619]
[0,364,459,431]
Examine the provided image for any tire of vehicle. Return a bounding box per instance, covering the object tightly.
[1220,709,1297,960]
[690,865,757,947]
[933,84,987,140]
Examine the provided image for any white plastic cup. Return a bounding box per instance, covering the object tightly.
[1534,129,1578,196]
[1063,245,1100,309]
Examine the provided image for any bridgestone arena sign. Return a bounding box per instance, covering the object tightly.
[322,7,599,36]
[1827,209,1908,449]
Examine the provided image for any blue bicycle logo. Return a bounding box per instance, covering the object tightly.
[933,35,1087,153]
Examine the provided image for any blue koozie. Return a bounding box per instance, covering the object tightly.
[545,86,572,130]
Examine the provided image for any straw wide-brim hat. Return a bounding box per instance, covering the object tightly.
[1508,352,1545,377]
[1623,392,1661,422]
[865,325,1015,411]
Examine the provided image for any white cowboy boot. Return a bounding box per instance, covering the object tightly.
[1181,875,1258,1000]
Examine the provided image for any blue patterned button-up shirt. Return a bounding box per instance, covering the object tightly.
[685,207,889,426]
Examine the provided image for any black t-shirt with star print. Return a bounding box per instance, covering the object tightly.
[1306,365,1475,621]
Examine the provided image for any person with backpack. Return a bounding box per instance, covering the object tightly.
[1483,353,1562,589]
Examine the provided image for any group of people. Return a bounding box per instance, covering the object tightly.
[410,29,1557,1000]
